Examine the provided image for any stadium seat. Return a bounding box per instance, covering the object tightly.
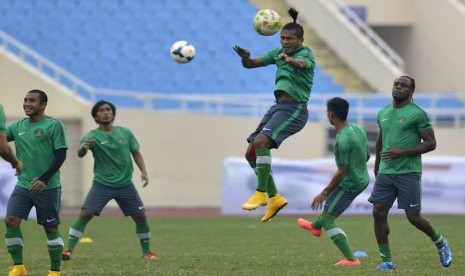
[0,0,345,99]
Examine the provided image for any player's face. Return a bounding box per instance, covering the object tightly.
[94,104,114,124]
[280,29,303,54]
[392,77,413,102]
[23,92,46,118]
[326,109,335,126]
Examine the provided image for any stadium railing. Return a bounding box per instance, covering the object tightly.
[1,29,464,128]
[93,89,465,128]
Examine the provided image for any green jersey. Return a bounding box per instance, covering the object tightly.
[261,46,315,103]
[377,102,432,174]
[0,104,5,133]
[84,126,139,187]
[334,123,369,192]
[6,116,68,189]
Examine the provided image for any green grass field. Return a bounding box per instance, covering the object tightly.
[1,215,464,275]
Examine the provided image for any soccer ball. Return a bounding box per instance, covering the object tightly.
[170,40,196,64]
[253,9,282,36]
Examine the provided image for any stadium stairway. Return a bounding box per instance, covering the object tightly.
[250,0,374,93]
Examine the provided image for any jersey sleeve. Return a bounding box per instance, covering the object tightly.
[416,109,432,132]
[260,48,280,66]
[335,136,350,168]
[295,47,315,71]
[127,129,140,152]
[5,121,16,141]
[80,132,92,149]
[51,120,69,150]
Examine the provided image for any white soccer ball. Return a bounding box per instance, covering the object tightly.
[170,40,196,64]
[253,9,282,36]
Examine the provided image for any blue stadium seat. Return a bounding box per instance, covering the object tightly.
[0,0,345,107]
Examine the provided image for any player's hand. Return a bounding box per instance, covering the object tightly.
[278,53,289,62]
[380,146,403,161]
[141,173,149,187]
[30,178,46,194]
[13,160,23,176]
[233,45,250,59]
[311,192,327,210]
[83,138,94,149]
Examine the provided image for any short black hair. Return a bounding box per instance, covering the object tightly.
[327,97,349,120]
[400,75,415,91]
[282,8,304,39]
[91,100,116,118]
[28,89,48,103]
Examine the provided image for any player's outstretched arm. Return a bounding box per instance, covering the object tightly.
[233,45,264,68]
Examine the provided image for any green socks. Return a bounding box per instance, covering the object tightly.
[136,221,151,254]
[255,148,271,193]
[46,230,64,271]
[248,158,277,197]
[5,227,24,265]
[313,215,356,261]
[431,230,445,248]
[67,217,89,250]
[322,217,356,261]
[378,243,392,262]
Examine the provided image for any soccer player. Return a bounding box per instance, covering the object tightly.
[369,76,452,270]
[297,97,370,266]
[233,8,315,222]
[0,103,22,175]
[62,100,159,261]
[5,90,68,276]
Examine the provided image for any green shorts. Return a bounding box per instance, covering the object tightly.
[324,186,364,217]
[7,186,62,226]
[82,182,145,216]
[247,102,308,149]
[368,173,422,211]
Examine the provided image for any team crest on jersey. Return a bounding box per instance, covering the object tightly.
[118,138,124,144]
[35,129,43,137]
[398,117,405,123]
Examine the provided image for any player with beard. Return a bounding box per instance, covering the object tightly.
[62,100,159,261]
[369,76,452,270]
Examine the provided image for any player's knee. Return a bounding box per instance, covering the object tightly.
[406,212,421,226]
[245,143,256,162]
[372,204,388,220]
[80,209,95,221]
[132,213,146,222]
[4,215,20,228]
[253,134,272,149]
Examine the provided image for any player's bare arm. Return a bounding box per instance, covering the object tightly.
[374,130,382,176]
[77,138,93,157]
[233,45,264,68]
[311,167,347,210]
[132,151,149,187]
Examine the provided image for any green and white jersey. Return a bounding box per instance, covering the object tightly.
[261,46,315,103]
[84,126,139,187]
[377,102,432,174]
[6,116,68,189]
[0,104,6,133]
[334,123,369,192]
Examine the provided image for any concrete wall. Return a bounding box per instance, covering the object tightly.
[2,45,465,208]
[342,0,465,94]
[284,0,405,93]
